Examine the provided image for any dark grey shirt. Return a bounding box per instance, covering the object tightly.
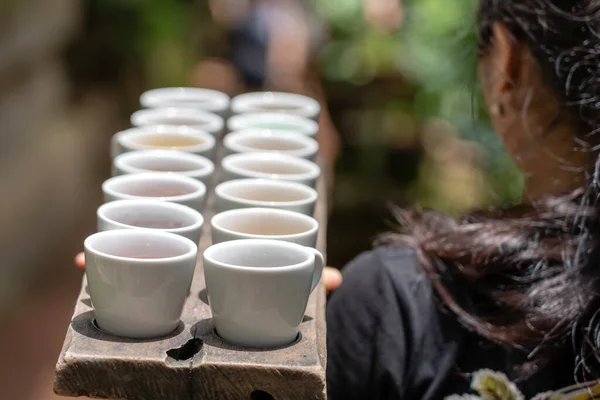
[326,246,574,399]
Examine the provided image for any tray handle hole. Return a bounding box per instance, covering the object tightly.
[166,338,203,361]
[250,390,275,400]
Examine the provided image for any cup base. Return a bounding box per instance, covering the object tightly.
[214,327,301,349]
[94,317,180,339]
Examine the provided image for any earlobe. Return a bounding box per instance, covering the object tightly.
[492,22,519,93]
[490,102,505,117]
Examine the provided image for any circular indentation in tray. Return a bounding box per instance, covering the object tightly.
[89,318,185,342]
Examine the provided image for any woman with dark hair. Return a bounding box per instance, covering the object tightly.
[327,0,600,399]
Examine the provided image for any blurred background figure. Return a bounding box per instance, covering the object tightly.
[0,0,522,399]
[199,0,341,203]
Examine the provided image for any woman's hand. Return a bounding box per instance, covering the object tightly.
[74,252,343,292]
[322,267,342,292]
[75,252,85,270]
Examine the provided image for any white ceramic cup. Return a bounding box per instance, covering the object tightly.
[224,129,319,160]
[221,152,320,188]
[140,87,230,117]
[97,199,204,244]
[231,91,321,121]
[211,207,318,247]
[130,107,224,137]
[227,113,318,137]
[102,173,206,212]
[112,125,216,159]
[112,150,214,184]
[203,238,324,348]
[215,179,317,215]
[85,229,197,338]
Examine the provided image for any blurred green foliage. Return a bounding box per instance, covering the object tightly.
[314,0,524,208]
[135,0,195,86]
[80,0,195,87]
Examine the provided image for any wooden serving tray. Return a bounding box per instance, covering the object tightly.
[53,151,328,400]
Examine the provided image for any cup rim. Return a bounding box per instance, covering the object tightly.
[204,238,314,272]
[211,207,319,240]
[85,229,197,263]
[140,87,230,112]
[231,91,320,119]
[116,125,216,154]
[113,149,215,179]
[221,152,321,182]
[102,172,207,202]
[130,107,224,134]
[223,129,319,159]
[226,113,318,137]
[215,178,318,207]
[97,199,204,233]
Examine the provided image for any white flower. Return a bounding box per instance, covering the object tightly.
[470,369,525,400]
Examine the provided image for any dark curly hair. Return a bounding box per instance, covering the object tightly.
[382,0,600,381]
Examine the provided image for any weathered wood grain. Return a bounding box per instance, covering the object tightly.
[54,149,328,400]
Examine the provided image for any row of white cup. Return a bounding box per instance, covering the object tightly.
[138,87,321,120]
[83,88,325,348]
[110,123,319,160]
[109,129,319,181]
[107,150,320,192]
[97,186,319,246]
[129,107,319,135]
[118,88,319,151]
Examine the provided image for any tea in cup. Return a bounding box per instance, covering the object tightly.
[102,172,206,211]
[112,150,214,184]
[211,207,318,247]
[113,126,216,159]
[97,199,204,244]
[131,107,224,137]
[215,179,317,215]
[140,87,230,117]
[231,92,320,121]
[224,129,318,160]
[227,113,318,137]
[221,153,320,188]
